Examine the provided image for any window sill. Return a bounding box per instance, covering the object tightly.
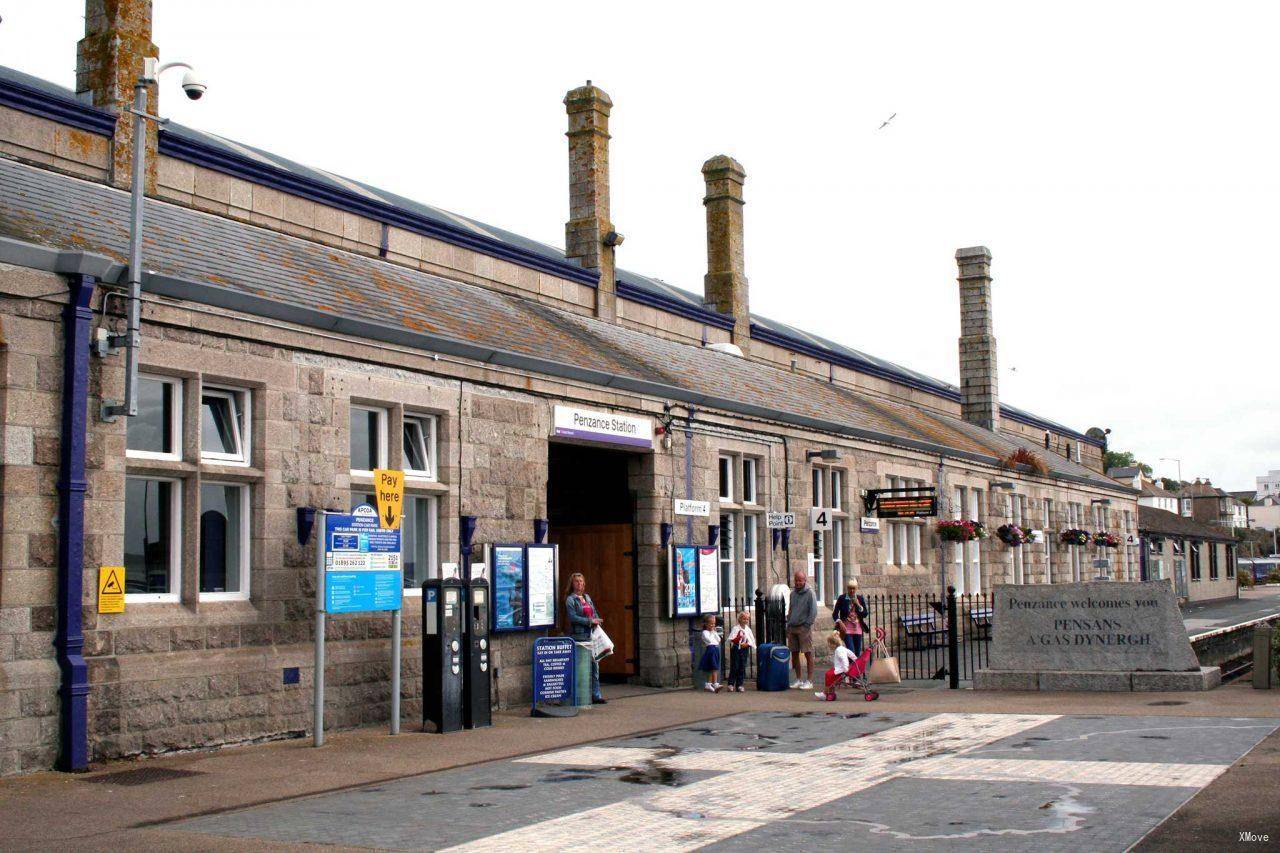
[126,451,184,463]
[124,594,180,604]
[200,463,264,481]
[198,592,251,603]
[405,480,448,495]
[125,458,196,476]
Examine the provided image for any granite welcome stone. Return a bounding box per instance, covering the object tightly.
[987,581,1199,673]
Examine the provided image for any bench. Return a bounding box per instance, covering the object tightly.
[899,614,945,650]
[968,607,993,640]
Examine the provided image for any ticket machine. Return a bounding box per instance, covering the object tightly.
[463,576,492,729]
[422,577,464,733]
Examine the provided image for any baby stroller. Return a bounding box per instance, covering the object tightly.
[831,626,884,701]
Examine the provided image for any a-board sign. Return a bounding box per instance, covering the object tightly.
[810,507,834,531]
[670,545,720,617]
[373,468,404,529]
[323,505,402,614]
[860,517,881,533]
[531,636,576,710]
[674,499,711,517]
[526,544,558,629]
[875,495,937,519]
[492,544,526,632]
[766,511,796,529]
[97,566,125,613]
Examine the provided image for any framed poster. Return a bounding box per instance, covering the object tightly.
[670,545,699,617]
[526,544,558,629]
[697,546,719,615]
[491,544,527,633]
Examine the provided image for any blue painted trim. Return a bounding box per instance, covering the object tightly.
[56,273,95,772]
[616,281,734,330]
[750,323,1101,446]
[0,77,115,137]
[158,130,601,288]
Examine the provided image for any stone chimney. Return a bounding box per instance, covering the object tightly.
[702,155,750,347]
[564,82,616,322]
[76,0,158,191]
[956,246,999,431]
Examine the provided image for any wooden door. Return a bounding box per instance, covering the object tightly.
[552,523,636,677]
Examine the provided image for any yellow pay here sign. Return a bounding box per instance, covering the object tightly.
[374,468,405,530]
[98,566,125,613]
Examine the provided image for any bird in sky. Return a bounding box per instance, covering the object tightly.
[878,112,897,130]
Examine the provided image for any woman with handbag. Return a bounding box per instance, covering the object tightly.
[833,580,869,656]
[565,572,607,705]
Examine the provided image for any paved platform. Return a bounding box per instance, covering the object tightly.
[173,711,1279,851]
[1184,585,1280,637]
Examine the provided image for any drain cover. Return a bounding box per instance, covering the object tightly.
[1146,700,1188,707]
[82,766,204,786]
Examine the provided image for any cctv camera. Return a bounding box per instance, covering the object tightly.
[181,71,207,101]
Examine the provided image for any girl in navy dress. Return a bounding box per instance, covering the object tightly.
[699,614,724,692]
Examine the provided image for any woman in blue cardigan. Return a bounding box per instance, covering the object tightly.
[565,572,607,704]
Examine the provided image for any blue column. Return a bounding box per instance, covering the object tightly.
[56,273,95,771]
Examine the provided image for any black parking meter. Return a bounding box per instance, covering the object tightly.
[422,577,464,733]
[463,576,492,729]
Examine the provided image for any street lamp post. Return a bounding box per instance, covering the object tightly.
[102,58,204,420]
[1159,457,1182,485]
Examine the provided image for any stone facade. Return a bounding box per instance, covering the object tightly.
[957,246,999,432]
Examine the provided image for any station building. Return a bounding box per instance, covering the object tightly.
[0,3,1137,773]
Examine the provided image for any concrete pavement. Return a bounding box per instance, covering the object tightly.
[0,682,1277,851]
[1184,585,1280,637]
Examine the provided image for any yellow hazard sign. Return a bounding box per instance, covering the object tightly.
[98,566,125,613]
[374,468,404,530]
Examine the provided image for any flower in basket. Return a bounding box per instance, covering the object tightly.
[996,523,1032,546]
[1093,531,1120,548]
[1059,528,1091,546]
[971,521,990,540]
[937,520,975,542]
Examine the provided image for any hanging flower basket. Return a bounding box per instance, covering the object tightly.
[1059,528,1091,546]
[1093,531,1120,548]
[997,524,1032,547]
[937,520,986,543]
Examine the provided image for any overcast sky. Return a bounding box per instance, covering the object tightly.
[6,2,1277,491]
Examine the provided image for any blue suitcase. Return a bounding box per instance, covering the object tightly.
[756,643,791,691]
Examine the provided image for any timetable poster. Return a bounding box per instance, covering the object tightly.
[697,547,719,615]
[492,545,526,631]
[672,546,699,616]
[526,544,557,629]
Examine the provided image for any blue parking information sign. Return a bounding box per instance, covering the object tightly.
[324,505,402,614]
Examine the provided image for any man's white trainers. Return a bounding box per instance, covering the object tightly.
[789,680,802,689]
[800,680,813,690]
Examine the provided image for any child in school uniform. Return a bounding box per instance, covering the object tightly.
[725,611,757,692]
[698,614,724,693]
[816,631,855,701]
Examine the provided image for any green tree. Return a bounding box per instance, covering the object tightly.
[1160,477,1182,492]
[1104,450,1153,477]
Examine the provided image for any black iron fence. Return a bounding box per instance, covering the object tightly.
[733,586,992,687]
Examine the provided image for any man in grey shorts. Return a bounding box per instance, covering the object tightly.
[786,569,817,689]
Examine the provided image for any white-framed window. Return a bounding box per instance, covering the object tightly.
[124,475,181,602]
[811,468,824,508]
[831,518,845,591]
[719,512,736,604]
[830,470,843,512]
[811,528,826,602]
[402,413,437,480]
[1043,497,1054,577]
[350,405,388,475]
[1181,498,1192,517]
[1069,502,1084,582]
[743,514,758,598]
[718,456,734,503]
[742,458,757,505]
[126,374,182,461]
[885,476,923,568]
[199,481,250,599]
[358,490,438,592]
[1011,494,1027,584]
[200,386,250,465]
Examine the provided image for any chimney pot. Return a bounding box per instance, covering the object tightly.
[564,83,616,321]
[77,0,158,190]
[956,245,999,432]
[702,155,750,348]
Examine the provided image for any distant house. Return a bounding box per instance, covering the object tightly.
[1179,479,1248,530]
[1242,493,1280,532]
[1139,506,1238,604]
[1257,469,1280,500]
[1107,468,1179,515]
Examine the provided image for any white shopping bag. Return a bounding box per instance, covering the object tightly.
[590,625,615,661]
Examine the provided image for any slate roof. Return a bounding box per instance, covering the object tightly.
[0,157,1128,492]
[0,63,1103,448]
[1138,506,1235,542]
[1140,480,1176,499]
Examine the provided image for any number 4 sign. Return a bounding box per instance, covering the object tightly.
[809,507,833,531]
